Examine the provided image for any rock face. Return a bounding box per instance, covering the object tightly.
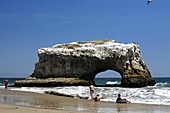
[28,40,155,87]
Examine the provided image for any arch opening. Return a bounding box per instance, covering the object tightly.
[94,70,121,86]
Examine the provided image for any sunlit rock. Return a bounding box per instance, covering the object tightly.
[15,40,156,87]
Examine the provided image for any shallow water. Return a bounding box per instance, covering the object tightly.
[9,85,170,106]
[1,89,170,113]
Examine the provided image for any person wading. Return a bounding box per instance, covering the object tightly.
[89,82,94,100]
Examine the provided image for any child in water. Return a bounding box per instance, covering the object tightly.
[94,94,101,102]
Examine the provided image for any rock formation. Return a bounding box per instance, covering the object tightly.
[15,40,155,87]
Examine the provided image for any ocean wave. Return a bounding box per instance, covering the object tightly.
[106,81,120,85]
[155,82,170,87]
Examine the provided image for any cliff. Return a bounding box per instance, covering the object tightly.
[15,40,156,87]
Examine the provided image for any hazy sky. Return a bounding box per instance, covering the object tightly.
[0,0,170,78]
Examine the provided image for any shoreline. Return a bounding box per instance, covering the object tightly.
[0,89,95,113]
[0,89,170,113]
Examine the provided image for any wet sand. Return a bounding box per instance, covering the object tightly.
[0,103,95,113]
[0,89,170,113]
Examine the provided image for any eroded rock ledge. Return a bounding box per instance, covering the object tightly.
[14,78,90,87]
[14,40,156,87]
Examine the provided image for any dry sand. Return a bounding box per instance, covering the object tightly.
[0,89,170,113]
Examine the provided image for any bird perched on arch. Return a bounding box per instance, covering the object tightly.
[147,0,152,4]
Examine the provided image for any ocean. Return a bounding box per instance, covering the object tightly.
[0,77,170,106]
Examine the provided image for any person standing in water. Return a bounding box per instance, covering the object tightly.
[89,82,94,100]
[4,79,8,89]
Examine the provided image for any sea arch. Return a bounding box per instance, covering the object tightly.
[30,40,156,87]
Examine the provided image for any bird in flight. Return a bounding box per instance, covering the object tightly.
[147,0,152,4]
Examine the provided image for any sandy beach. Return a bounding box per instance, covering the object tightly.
[0,89,170,113]
[0,103,94,113]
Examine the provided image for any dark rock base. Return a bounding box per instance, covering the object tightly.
[14,78,91,87]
